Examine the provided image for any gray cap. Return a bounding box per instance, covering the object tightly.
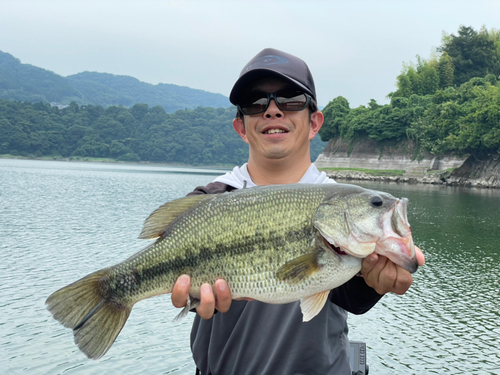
[229,48,316,105]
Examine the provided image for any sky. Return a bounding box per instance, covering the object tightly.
[0,0,499,108]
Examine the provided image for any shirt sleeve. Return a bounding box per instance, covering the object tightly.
[187,182,237,196]
[329,276,383,315]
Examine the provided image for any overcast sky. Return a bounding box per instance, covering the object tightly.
[1,0,498,108]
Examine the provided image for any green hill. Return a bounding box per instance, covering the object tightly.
[0,51,230,112]
[0,51,81,103]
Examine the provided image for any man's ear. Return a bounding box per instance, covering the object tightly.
[233,117,249,144]
[309,111,324,140]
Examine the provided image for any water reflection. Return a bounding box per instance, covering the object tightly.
[0,158,229,175]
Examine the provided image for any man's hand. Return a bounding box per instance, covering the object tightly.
[171,275,232,319]
[361,246,425,295]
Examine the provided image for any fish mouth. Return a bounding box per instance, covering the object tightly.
[376,198,418,273]
[328,242,349,256]
[318,198,418,273]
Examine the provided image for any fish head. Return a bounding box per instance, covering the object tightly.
[313,185,418,273]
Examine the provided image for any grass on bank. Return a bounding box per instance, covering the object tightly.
[319,167,406,176]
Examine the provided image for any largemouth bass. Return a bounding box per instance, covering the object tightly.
[46,183,418,359]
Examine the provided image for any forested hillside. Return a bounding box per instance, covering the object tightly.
[319,26,500,159]
[0,102,244,165]
[0,51,230,112]
[0,101,327,165]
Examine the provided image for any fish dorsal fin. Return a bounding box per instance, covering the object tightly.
[275,252,321,284]
[300,290,330,322]
[139,195,215,239]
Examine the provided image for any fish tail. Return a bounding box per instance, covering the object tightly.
[45,269,132,360]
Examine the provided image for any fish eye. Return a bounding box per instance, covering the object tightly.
[370,196,383,207]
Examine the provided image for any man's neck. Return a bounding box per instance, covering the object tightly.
[246,155,312,185]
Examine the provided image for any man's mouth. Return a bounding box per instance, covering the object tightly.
[263,128,287,134]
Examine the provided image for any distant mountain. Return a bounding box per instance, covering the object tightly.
[0,50,231,112]
[67,71,230,112]
[0,51,81,103]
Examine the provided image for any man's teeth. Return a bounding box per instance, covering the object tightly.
[264,129,286,134]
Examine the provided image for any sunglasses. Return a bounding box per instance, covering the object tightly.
[237,89,312,116]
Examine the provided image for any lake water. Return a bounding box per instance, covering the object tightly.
[1,159,499,374]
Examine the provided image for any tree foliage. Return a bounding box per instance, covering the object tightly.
[0,100,327,164]
[320,25,500,158]
[439,26,500,86]
[0,101,243,164]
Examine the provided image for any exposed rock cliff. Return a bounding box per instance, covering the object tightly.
[315,138,500,189]
[315,138,465,171]
[445,155,500,188]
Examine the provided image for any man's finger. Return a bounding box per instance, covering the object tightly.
[214,279,232,313]
[171,274,190,308]
[196,283,216,319]
[361,253,379,275]
[415,246,425,266]
[392,268,413,295]
[372,258,397,294]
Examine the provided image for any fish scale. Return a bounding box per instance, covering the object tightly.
[109,186,326,302]
[46,183,418,359]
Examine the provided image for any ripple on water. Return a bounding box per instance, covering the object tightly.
[2,160,500,374]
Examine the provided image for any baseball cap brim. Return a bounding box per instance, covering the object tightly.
[230,69,314,105]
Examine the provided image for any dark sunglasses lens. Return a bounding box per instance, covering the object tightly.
[275,90,308,111]
[239,92,268,115]
[239,90,309,115]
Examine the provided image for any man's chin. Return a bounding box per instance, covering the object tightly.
[264,149,289,159]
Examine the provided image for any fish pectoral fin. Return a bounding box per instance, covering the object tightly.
[300,290,330,322]
[139,195,216,239]
[275,253,320,284]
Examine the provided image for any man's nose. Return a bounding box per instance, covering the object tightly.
[264,99,283,118]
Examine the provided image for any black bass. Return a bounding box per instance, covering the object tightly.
[46,183,418,359]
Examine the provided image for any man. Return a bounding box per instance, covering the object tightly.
[171,48,425,374]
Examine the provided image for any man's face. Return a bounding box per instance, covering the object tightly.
[232,78,322,161]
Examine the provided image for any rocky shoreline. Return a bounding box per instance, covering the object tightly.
[324,170,500,189]
[315,137,500,189]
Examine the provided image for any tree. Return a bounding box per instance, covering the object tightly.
[439,26,500,86]
[438,52,455,88]
[319,96,350,141]
[420,63,440,95]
